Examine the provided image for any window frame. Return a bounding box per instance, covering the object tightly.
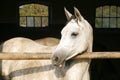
[18,3,50,28]
[95,5,120,28]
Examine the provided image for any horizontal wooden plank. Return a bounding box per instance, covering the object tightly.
[75,52,120,59]
[0,52,120,60]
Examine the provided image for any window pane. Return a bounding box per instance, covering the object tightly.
[34,4,48,16]
[103,18,109,28]
[117,18,120,28]
[95,18,102,28]
[20,17,26,27]
[27,17,34,27]
[35,17,41,27]
[95,6,120,28]
[117,7,120,17]
[103,6,109,17]
[19,4,48,27]
[96,7,102,17]
[110,6,116,17]
[19,4,48,16]
[110,18,116,28]
[42,17,48,27]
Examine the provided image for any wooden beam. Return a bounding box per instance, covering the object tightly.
[75,52,120,59]
[0,52,120,60]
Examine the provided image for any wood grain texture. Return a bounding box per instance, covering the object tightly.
[0,52,120,60]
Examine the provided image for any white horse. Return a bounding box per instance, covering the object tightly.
[35,37,60,46]
[51,7,93,80]
[2,7,93,80]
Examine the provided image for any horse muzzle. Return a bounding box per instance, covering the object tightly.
[51,49,68,67]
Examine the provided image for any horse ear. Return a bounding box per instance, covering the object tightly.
[74,7,84,21]
[64,7,72,21]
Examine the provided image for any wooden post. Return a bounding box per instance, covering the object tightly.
[0,52,120,60]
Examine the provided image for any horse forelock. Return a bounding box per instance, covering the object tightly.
[65,15,77,24]
[65,15,87,29]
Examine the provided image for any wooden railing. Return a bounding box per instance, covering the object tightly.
[0,52,120,60]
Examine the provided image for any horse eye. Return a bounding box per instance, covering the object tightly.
[71,32,79,37]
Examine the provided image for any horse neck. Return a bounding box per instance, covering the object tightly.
[87,22,93,53]
[87,43,93,53]
[87,36,93,52]
[85,27,93,53]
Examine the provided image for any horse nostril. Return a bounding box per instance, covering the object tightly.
[54,56,59,62]
[52,56,59,62]
[52,55,60,65]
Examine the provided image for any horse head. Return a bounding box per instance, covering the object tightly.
[51,7,93,67]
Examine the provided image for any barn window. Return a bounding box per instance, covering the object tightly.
[95,6,120,28]
[19,4,48,27]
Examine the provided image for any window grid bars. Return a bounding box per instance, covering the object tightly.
[20,16,48,27]
[96,6,120,28]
